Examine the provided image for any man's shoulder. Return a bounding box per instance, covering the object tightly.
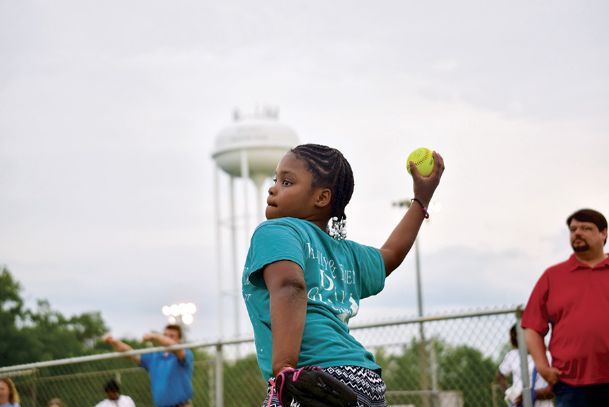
[544,256,575,275]
[141,350,160,360]
[119,395,136,406]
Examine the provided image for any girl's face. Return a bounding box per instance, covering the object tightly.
[0,380,10,402]
[266,153,325,221]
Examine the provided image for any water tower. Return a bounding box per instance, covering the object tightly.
[211,106,299,341]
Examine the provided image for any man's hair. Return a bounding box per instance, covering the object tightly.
[509,324,518,348]
[567,208,607,244]
[104,379,120,393]
[47,398,64,407]
[290,144,354,221]
[165,323,183,339]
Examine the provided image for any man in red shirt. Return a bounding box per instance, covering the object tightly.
[522,208,609,406]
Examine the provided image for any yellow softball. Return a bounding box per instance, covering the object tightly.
[406,147,434,177]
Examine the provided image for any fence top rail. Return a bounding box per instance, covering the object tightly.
[350,305,521,330]
[0,305,520,374]
[0,337,251,374]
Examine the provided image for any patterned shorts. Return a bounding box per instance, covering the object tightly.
[261,365,387,407]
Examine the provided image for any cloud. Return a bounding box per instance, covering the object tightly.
[1,0,608,343]
[357,227,575,318]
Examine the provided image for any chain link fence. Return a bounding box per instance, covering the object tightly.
[1,306,526,407]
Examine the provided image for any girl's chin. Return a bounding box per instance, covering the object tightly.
[265,207,279,219]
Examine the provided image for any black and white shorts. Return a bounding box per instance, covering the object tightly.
[262,365,387,407]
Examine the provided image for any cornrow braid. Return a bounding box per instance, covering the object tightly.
[291,144,354,221]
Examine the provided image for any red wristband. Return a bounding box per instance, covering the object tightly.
[411,198,429,219]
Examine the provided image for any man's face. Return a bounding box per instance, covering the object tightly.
[106,390,119,401]
[164,328,181,342]
[569,219,607,253]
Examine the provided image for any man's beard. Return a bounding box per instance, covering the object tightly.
[572,240,590,252]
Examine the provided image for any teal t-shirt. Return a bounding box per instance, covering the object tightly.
[242,217,386,380]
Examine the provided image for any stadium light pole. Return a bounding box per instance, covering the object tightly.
[392,199,434,407]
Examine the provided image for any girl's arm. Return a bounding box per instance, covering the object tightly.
[263,260,308,376]
[380,151,444,276]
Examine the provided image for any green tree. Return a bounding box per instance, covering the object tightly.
[0,266,109,366]
[378,336,496,407]
[223,354,266,406]
[438,341,496,407]
[0,266,27,364]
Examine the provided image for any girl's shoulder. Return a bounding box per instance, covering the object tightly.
[251,218,311,243]
[256,217,319,233]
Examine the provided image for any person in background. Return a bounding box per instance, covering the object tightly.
[496,324,553,406]
[94,379,136,407]
[522,208,609,406]
[0,378,20,407]
[104,324,193,407]
[47,398,65,407]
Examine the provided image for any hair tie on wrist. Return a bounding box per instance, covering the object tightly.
[411,198,429,219]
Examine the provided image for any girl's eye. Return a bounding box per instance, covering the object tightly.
[282,179,292,186]
[272,176,277,183]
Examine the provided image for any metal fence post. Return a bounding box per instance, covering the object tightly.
[215,342,224,407]
[31,368,38,407]
[430,338,440,407]
[516,307,533,407]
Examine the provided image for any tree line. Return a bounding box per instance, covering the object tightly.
[0,266,117,366]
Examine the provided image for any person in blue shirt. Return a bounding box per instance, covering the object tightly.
[0,377,20,407]
[105,324,193,407]
[242,143,444,406]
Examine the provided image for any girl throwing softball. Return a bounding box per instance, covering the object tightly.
[242,144,444,406]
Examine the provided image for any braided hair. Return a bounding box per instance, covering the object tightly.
[290,144,354,222]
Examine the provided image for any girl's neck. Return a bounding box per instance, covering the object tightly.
[296,213,329,232]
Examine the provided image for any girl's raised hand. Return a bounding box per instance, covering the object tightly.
[409,151,445,206]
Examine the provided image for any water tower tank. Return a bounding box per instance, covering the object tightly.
[212,107,299,187]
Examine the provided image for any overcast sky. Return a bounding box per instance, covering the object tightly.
[1,0,608,343]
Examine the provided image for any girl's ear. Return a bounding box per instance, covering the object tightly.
[314,187,332,209]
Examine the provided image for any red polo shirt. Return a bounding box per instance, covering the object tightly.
[522,254,609,386]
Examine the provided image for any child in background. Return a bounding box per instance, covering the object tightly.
[496,325,554,407]
[242,143,444,406]
[0,377,20,407]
